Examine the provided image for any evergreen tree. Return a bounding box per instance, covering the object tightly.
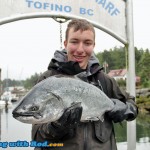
[138,49,150,87]
[96,47,150,87]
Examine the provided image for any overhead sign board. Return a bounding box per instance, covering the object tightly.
[0,0,127,43]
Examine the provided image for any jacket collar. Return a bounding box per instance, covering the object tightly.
[48,49,103,76]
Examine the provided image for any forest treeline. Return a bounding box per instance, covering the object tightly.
[1,46,150,90]
[96,46,150,87]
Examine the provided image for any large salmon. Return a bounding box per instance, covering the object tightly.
[12,74,114,124]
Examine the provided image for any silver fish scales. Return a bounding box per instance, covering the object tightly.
[12,75,114,124]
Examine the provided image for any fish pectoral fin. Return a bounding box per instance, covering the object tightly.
[98,115,104,122]
[85,117,99,121]
[63,102,82,112]
[68,102,82,110]
[85,115,104,122]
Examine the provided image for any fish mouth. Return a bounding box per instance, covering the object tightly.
[12,111,42,119]
[13,112,32,117]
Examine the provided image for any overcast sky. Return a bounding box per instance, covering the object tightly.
[0,0,149,80]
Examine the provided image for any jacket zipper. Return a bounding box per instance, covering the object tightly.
[83,123,88,150]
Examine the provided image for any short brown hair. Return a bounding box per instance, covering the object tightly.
[65,19,95,41]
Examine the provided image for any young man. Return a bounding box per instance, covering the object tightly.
[32,19,138,150]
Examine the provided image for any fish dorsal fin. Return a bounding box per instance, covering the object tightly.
[74,71,88,82]
[53,74,67,78]
[53,72,88,82]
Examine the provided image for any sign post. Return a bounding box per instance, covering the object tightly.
[126,0,136,150]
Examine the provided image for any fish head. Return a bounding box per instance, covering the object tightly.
[12,86,64,124]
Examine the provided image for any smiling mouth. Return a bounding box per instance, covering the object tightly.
[74,56,86,62]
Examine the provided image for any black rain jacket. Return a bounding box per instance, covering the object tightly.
[32,49,138,150]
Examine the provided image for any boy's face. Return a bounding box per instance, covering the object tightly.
[64,28,95,69]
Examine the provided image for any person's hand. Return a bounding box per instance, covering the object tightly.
[107,99,138,123]
[52,105,82,129]
[51,105,82,130]
[47,104,82,138]
[107,99,128,123]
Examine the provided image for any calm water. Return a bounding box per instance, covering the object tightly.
[0,102,150,150]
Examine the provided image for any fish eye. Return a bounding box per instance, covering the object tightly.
[29,105,39,111]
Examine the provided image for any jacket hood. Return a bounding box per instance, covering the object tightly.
[48,49,103,75]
